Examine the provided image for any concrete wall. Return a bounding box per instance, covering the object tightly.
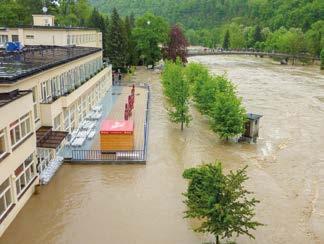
[32,15,55,27]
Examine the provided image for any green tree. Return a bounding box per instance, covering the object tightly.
[321,49,324,70]
[184,62,209,84]
[305,20,324,56]
[162,59,191,130]
[133,12,169,66]
[183,162,263,244]
[124,15,138,65]
[88,8,109,57]
[194,76,218,115]
[184,63,209,107]
[228,23,246,49]
[254,26,262,42]
[210,90,246,140]
[223,30,230,50]
[198,75,236,117]
[253,25,263,48]
[0,1,25,27]
[107,8,127,68]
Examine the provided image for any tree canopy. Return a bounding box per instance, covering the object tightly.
[162,59,191,130]
[133,12,169,66]
[90,0,323,57]
[183,162,263,244]
[163,25,188,63]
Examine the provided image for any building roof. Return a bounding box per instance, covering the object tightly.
[100,120,134,134]
[0,25,99,31]
[247,113,263,120]
[0,45,101,83]
[36,126,68,149]
[0,89,31,108]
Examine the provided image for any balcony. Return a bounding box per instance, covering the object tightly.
[41,65,109,105]
[39,66,112,127]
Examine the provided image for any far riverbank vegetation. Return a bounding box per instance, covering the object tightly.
[1,0,323,68]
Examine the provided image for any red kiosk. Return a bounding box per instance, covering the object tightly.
[100,120,134,151]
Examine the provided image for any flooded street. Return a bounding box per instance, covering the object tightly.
[1,56,324,244]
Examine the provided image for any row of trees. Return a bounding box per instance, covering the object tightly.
[162,59,247,140]
[187,21,324,58]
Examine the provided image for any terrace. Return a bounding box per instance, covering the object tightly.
[61,83,150,164]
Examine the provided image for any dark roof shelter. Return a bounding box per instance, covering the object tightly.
[36,126,68,149]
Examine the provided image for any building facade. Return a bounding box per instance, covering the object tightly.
[0,15,102,48]
[0,15,112,236]
[0,90,38,236]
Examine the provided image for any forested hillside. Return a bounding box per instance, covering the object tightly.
[90,0,323,56]
[90,0,322,31]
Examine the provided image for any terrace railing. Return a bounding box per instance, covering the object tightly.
[71,150,146,162]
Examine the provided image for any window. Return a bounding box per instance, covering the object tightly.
[64,109,70,132]
[15,154,35,197]
[0,35,8,44]
[77,99,82,123]
[32,87,39,121]
[41,81,52,102]
[12,35,19,42]
[10,113,32,147]
[26,35,34,39]
[0,129,7,158]
[54,114,61,131]
[0,178,13,219]
[37,149,53,173]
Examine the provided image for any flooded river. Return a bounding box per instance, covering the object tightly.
[1,56,324,244]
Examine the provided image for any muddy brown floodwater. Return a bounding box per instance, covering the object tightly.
[1,56,324,244]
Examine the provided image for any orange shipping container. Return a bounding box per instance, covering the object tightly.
[100,120,134,151]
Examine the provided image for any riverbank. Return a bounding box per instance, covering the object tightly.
[1,58,323,244]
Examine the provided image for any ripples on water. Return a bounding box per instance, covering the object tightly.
[1,56,324,244]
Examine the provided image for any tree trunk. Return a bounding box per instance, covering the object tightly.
[216,235,220,244]
[181,122,184,131]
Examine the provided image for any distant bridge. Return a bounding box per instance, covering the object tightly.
[187,50,320,62]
